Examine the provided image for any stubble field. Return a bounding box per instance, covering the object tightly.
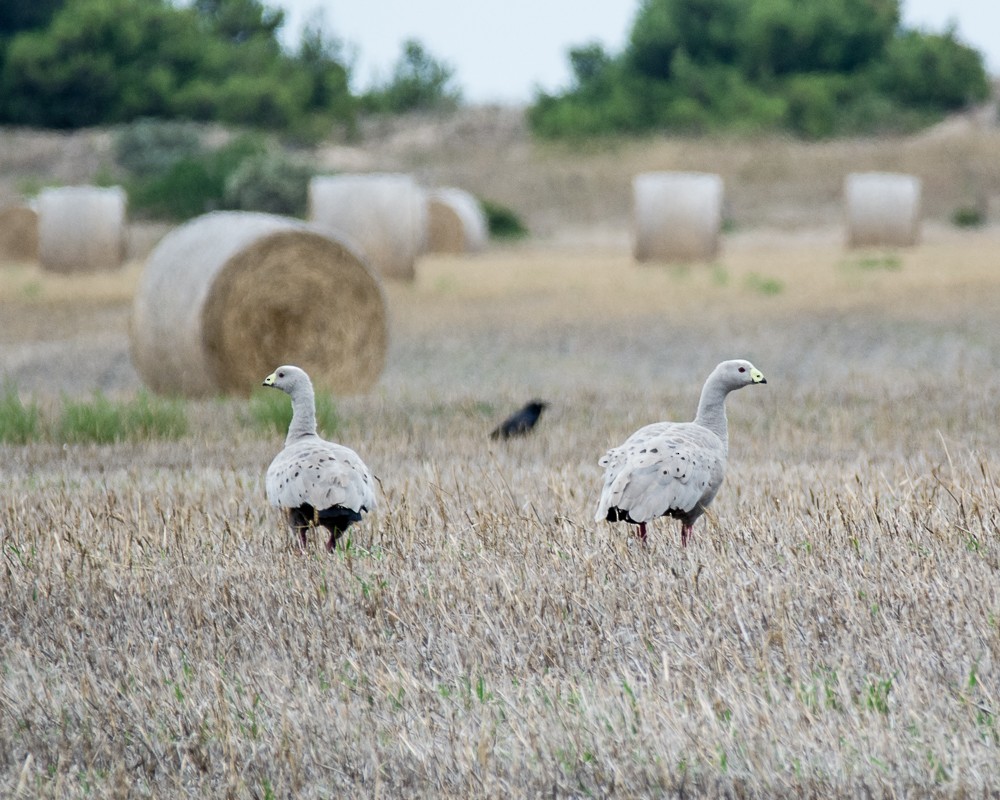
[2,220,1000,796]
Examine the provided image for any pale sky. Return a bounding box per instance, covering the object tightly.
[272,0,999,104]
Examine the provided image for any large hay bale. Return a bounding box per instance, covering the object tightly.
[0,206,38,263]
[130,211,387,398]
[308,173,427,281]
[426,188,488,254]
[844,172,922,247]
[37,186,126,272]
[633,172,723,263]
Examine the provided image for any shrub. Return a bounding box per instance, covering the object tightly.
[951,206,985,228]
[126,135,268,220]
[0,385,41,444]
[114,119,205,175]
[481,200,529,240]
[249,388,339,437]
[223,152,313,217]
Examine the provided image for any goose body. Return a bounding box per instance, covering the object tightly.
[262,365,375,551]
[595,359,766,545]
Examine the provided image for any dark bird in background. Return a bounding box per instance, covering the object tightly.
[490,400,549,440]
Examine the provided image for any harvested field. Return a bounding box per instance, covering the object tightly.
[2,223,1000,795]
[2,119,1000,795]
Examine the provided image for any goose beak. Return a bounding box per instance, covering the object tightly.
[750,368,766,384]
[262,372,277,387]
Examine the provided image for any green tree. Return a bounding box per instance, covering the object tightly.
[294,13,356,129]
[531,0,989,139]
[0,0,66,38]
[364,39,461,112]
[741,0,898,78]
[0,0,203,126]
[628,0,745,78]
[0,0,357,134]
[193,0,284,44]
[879,27,989,109]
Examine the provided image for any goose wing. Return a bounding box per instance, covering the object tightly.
[595,422,724,524]
[266,437,376,514]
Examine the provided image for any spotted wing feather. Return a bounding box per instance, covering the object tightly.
[266,438,376,515]
[595,422,725,524]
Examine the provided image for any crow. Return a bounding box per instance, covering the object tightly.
[490,400,549,440]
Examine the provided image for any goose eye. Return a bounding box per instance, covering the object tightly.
[278,371,285,378]
[738,366,746,373]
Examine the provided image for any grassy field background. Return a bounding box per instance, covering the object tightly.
[2,117,1000,795]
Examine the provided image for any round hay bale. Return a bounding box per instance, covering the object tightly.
[308,173,427,281]
[844,172,921,247]
[37,186,126,272]
[130,211,387,398]
[632,172,723,263]
[426,188,488,254]
[0,206,38,263]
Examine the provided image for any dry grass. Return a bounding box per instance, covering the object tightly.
[2,220,1000,796]
[4,109,1000,794]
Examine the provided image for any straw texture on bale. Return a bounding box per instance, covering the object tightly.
[130,211,387,398]
[308,173,427,281]
[426,188,488,254]
[0,206,38,262]
[37,186,126,272]
[633,172,723,263]
[844,172,922,248]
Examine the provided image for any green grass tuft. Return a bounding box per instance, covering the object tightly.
[123,391,189,440]
[59,392,127,444]
[58,391,188,444]
[841,253,902,272]
[0,384,41,444]
[248,388,339,437]
[745,273,785,295]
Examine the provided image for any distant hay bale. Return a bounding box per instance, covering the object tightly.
[633,172,723,263]
[844,172,922,248]
[0,206,38,263]
[37,186,126,272]
[308,173,427,281]
[426,188,488,253]
[130,211,387,398]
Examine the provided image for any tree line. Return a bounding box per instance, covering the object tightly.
[0,0,460,138]
[0,0,991,140]
[531,0,991,138]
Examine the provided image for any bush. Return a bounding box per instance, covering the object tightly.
[126,135,268,220]
[223,152,313,217]
[114,119,205,175]
[951,206,985,228]
[481,200,529,240]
